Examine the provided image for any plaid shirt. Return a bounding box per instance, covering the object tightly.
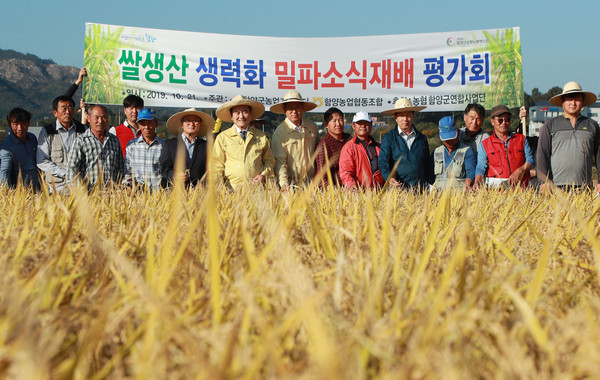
[123,135,164,190]
[315,132,350,187]
[66,129,124,188]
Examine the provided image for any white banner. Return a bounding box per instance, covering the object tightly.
[84,23,523,112]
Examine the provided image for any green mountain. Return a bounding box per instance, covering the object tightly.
[0,49,81,127]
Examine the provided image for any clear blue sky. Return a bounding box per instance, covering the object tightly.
[2,0,599,95]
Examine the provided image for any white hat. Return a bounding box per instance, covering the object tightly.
[381,98,426,115]
[166,108,215,135]
[216,95,265,123]
[549,81,597,107]
[352,111,372,123]
[269,90,317,114]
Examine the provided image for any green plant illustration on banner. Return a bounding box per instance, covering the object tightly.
[476,28,522,109]
[84,25,126,104]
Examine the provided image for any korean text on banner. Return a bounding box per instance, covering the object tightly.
[84,23,522,112]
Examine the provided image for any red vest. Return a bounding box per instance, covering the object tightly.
[482,133,530,186]
[114,124,140,157]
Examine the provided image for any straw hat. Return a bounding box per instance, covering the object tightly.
[381,98,426,115]
[549,81,597,107]
[166,108,215,135]
[216,95,265,123]
[269,90,317,114]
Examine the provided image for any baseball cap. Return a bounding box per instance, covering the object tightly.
[352,111,372,123]
[438,116,458,141]
[137,108,157,122]
[490,105,511,118]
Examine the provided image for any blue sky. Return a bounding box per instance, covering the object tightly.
[2,0,599,95]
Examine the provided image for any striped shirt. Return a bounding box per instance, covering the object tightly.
[123,135,164,190]
[66,129,123,188]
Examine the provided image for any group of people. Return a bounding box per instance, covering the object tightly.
[2,71,600,193]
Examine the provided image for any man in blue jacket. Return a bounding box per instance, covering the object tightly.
[379,98,431,189]
[0,108,41,190]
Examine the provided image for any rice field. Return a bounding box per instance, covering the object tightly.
[1,180,600,379]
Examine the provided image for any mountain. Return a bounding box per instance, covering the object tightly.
[0,49,80,126]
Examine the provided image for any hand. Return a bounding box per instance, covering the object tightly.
[464,178,474,190]
[175,171,189,183]
[79,98,87,115]
[529,169,537,179]
[280,185,289,192]
[252,174,266,184]
[540,182,553,194]
[595,183,600,196]
[473,175,485,191]
[519,106,527,120]
[508,167,525,187]
[75,67,87,85]
[389,178,402,188]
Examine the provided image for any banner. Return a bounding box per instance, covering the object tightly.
[84,23,522,112]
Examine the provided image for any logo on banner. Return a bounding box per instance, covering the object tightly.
[120,33,157,44]
[446,36,488,47]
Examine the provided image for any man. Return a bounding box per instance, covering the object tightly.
[270,90,318,190]
[536,81,600,192]
[431,116,476,190]
[37,95,87,193]
[459,103,489,156]
[0,108,40,190]
[213,95,274,189]
[66,105,124,189]
[109,94,144,158]
[339,112,384,190]
[379,98,430,189]
[123,109,164,191]
[474,105,534,189]
[159,108,214,188]
[315,107,351,187]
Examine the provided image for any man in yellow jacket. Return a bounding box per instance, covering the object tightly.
[270,90,318,191]
[213,95,275,189]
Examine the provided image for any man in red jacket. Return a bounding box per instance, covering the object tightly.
[474,105,534,189]
[339,112,384,190]
[109,95,144,157]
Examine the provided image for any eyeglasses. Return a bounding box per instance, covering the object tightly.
[495,117,511,124]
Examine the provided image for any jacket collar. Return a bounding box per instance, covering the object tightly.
[490,131,515,143]
[353,135,376,145]
[284,118,304,133]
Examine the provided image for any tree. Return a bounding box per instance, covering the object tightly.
[545,86,562,100]
[523,92,535,109]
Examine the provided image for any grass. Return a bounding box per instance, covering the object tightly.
[479,28,523,108]
[1,183,600,379]
[84,24,127,104]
